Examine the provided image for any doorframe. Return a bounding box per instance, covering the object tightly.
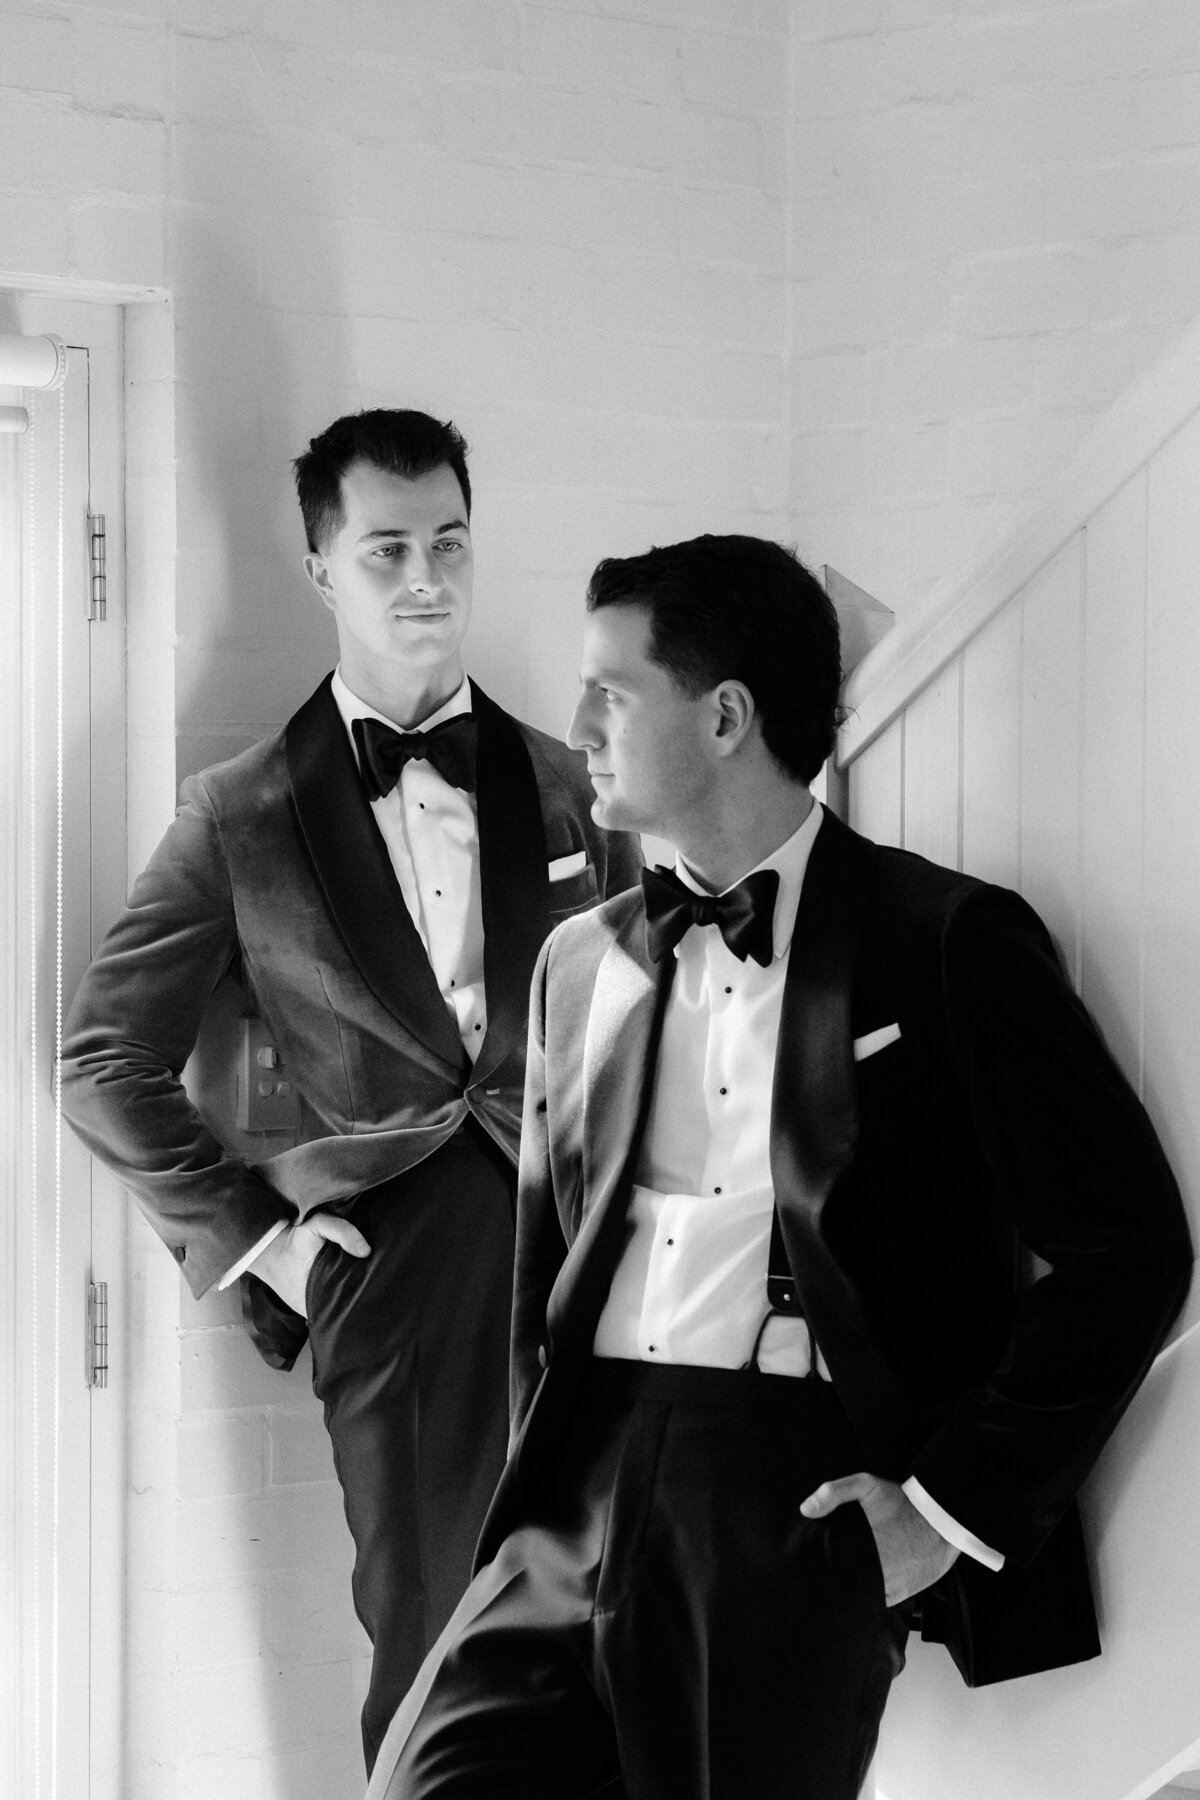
[0,278,176,1800]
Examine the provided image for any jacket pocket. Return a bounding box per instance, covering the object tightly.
[548,862,599,920]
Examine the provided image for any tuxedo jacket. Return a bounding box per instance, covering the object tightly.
[482,808,1191,1687]
[61,674,642,1357]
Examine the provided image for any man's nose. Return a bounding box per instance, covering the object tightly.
[406,550,441,597]
[566,695,596,750]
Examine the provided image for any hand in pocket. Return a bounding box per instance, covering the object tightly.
[249,1212,370,1318]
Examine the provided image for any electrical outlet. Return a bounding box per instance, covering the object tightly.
[237,1015,300,1133]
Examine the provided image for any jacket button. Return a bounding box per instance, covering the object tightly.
[537,1345,548,1369]
[172,1245,186,1263]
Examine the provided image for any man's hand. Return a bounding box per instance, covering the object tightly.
[800,1471,960,1608]
[248,1214,370,1318]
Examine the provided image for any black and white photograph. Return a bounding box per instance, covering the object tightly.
[2,3,1198,1798]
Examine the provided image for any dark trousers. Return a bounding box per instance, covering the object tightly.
[367,1358,911,1800]
[305,1122,516,1773]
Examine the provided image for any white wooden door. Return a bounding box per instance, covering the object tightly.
[1,295,128,1799]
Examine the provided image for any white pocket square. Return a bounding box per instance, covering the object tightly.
[548,850,587,882]
[853,1022,901,1062]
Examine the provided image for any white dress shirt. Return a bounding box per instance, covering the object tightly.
[219,668,486,1291]
[593,801,1003,1572]
[593,801,824,1376]
[330,666,487,1060]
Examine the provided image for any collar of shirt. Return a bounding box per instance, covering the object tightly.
[672,799,824,963]
[330,665,473,770]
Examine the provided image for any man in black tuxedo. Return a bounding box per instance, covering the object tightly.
[366,533,1191,1800]
[60,409,641,1772]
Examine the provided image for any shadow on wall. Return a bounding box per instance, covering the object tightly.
[174,184,353,785]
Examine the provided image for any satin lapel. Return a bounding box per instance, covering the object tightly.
[770,809,910,1466]
[468,682,552,1092]
[771,810,869,1201]
[547,912,672,1357]
[285,676,465,1073]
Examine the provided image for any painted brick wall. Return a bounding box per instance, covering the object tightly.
[1,0,790,775]
[162,0,791,772]
[788,0,1200,613]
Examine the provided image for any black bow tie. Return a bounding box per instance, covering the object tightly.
[641,865,780,969]
[353,713,477,799]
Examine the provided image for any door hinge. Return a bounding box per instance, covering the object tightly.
[88,1280,109,1388]
[87,512,106,621]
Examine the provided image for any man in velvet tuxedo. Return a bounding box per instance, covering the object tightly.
[60,409,641,1772]
[367,533,1191,1800]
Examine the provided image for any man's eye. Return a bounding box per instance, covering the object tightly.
[435,539,465,556]
[373,543,404,559]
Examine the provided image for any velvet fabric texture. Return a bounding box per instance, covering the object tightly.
[486,809,1190,1691]
[61,673,642,1364]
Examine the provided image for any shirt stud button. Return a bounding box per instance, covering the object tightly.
[714,1185,722,1195]
[724,986,732,995]
[719,1086,728,1095]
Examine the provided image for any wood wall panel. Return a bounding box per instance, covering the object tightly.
[902,665,962,870]
[1019,532,1086,986]
[848,715,903,848]
[845,336,1200,1800]
[1144,408,1200,1271]
[960,605,1022,888]
[877,1330,1200,1800]
[1081,471,1148,1096]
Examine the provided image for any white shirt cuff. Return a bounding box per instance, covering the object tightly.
[216,1219,288,1290]
[902,1476,1006,1572]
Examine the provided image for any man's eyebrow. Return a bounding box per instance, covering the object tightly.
[356,518,470,543]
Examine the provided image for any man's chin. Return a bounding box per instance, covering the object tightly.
[589,790,626,831]
[591,792,652,839]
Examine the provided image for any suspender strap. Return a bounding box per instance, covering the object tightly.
[767,1205,803,1315]
[744,1208,815,1377]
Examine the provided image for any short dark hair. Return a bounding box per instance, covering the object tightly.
[293,408,472,552]
[586,534,842,784]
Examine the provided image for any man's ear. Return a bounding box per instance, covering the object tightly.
[712,680,756,756]
[304,552,337,612]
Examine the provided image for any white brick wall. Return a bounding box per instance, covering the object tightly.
[788,0,1200,610]
[156,0,789,761]
[8,0,1200,1789]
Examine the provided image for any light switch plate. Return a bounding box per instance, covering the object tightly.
[236,1015,300,1133]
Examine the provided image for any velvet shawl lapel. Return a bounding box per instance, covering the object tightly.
[467,681,552,1093]
[285,675,465,1074]
[545,911,672,1362]
[770,808,911,1469]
